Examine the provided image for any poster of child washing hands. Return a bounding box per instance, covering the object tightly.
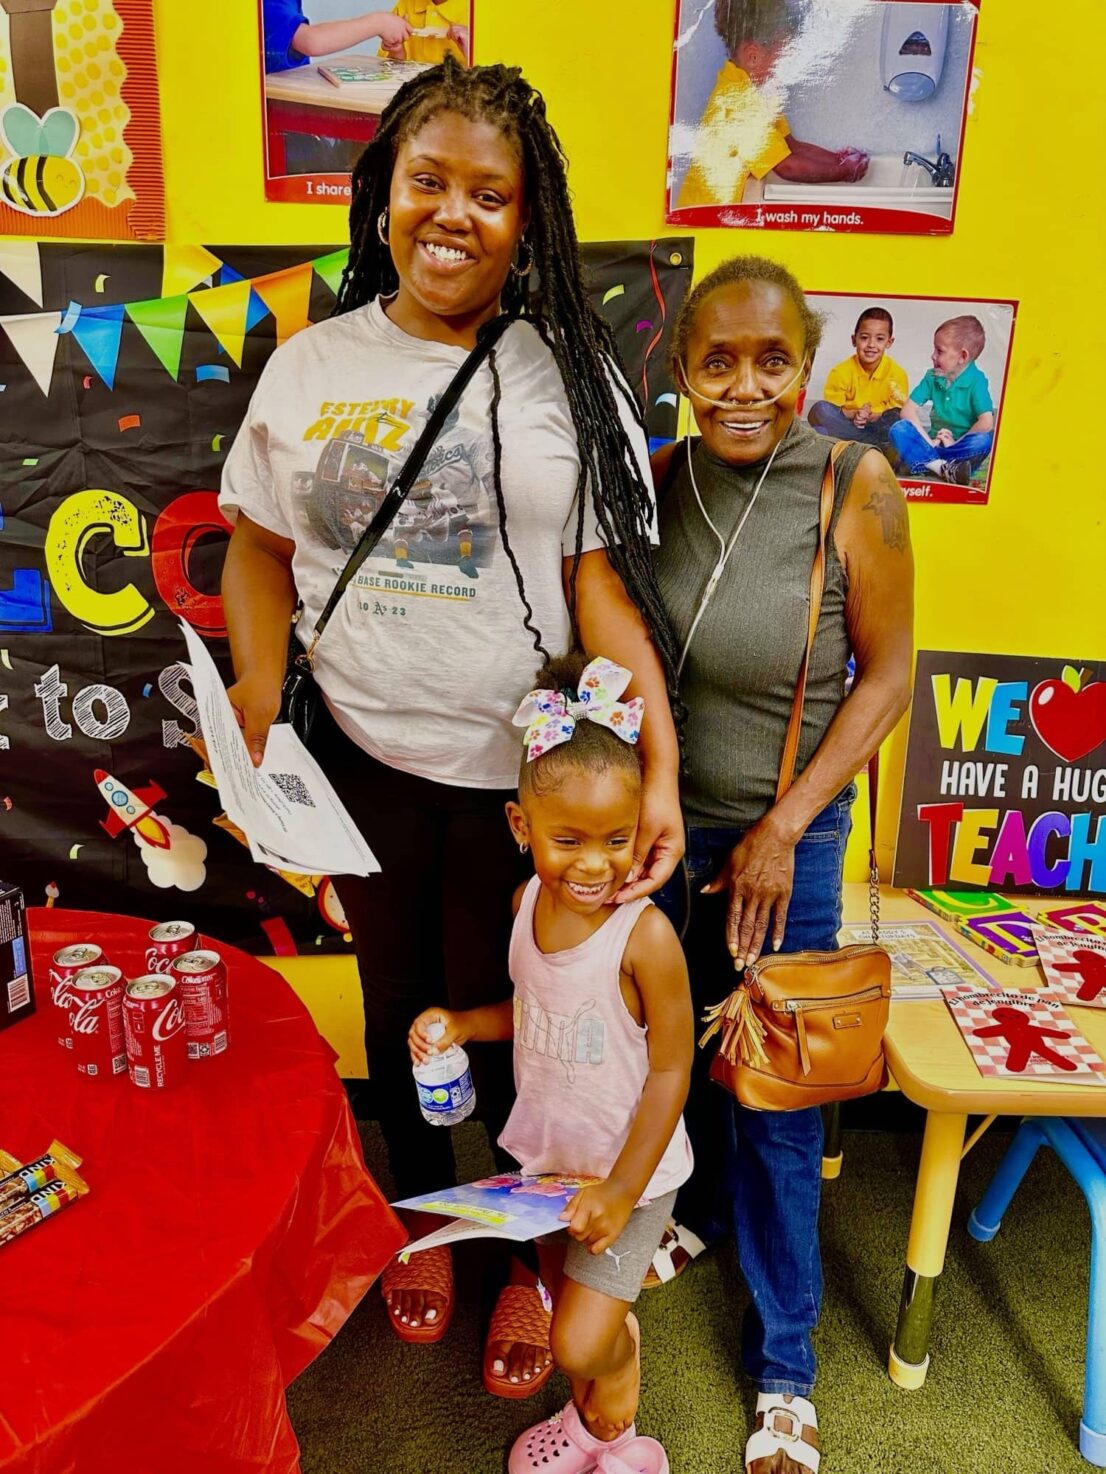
[666,0,979,235]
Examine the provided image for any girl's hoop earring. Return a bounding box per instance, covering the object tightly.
[510,237,533,278]
[377,209,390,245]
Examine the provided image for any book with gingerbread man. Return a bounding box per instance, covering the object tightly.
[941,984,1106,1084]
[1034,928,1106,1010]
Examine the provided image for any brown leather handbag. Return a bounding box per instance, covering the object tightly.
[698,442,891,1111]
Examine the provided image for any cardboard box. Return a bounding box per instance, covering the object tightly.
[0,881,35,1030]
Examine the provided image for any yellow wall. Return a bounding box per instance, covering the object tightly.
[156,1,1104,1072]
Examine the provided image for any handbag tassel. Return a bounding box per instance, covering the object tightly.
[698,985,769,1068]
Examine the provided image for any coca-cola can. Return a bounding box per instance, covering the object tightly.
[123,975,187,1089]
[170,950,230,1060]
[69,966,126,1079]
[49,943,104,1050]
[145,921,197,974]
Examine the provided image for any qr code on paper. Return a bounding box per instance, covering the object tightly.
[269,772,315,807]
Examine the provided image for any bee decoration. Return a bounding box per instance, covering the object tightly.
[0,103,85,217]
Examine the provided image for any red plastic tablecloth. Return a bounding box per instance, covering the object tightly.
[0,909,406,1474]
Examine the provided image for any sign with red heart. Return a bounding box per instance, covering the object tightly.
[1029,671,1106,763]
[894,651,1106,897]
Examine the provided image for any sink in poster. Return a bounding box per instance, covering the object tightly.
[748,154,954,218]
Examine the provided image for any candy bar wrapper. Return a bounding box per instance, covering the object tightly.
[0,1166,89,1249]
[0,1139,84,1214]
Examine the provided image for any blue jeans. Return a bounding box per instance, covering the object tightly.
[655,787,855,1395]
[888,419,993,473]
[806,400,900,448]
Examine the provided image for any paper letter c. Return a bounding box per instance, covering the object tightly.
[45,490,153,636]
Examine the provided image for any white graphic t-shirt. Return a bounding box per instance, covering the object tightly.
[219,298,654,789]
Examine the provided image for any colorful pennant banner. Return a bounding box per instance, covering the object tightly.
[0,247,353,396]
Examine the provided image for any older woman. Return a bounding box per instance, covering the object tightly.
[652,256,914,1474]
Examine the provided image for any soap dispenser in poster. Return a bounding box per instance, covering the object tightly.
[881,2,952,101]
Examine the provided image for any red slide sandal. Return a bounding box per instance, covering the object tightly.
[483,1283,553,1398]
[380,1244,455,1343]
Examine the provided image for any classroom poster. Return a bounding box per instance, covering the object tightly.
[0,0,164,239]
[258,0,474,205]
[804,292,1016,506]
[893,652,1106,898]
[667,0,979,236]
[0,238,692,954]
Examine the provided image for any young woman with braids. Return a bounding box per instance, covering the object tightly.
[218,58,682,1398]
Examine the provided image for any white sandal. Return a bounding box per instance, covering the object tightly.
[744,1393,821,1473]
[642,1220,707,1289]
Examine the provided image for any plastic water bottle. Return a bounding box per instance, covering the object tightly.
[412,1020,476,1126]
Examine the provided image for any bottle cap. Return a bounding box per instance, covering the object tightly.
[426,1019,445,1044]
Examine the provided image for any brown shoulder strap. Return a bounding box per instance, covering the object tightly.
[775,440,849,802]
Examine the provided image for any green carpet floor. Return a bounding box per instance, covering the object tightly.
[287,1119,1092,1474]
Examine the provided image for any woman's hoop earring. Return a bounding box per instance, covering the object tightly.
[518,841,529,855]
[510,237,534,278]
[377,209,390,245]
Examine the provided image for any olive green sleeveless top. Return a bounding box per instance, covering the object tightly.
[656,418,867,828]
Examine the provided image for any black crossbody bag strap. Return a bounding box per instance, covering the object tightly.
[294,310,514,672]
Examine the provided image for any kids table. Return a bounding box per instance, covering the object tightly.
[838,884,1106,1391]
[263,56,429,178]
[0,908,406,1474]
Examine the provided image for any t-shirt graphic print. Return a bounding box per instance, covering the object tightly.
[297,390,494,587]
[219,298,653,789]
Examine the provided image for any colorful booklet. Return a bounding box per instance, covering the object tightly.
[957,911,1040,966]
[392,1173,598,1258]
[1034,927,1106,1009]
[941,984,1106,1084]
[839,921,994,998]
[1040,902,1106,939]
[906,888,1013,924]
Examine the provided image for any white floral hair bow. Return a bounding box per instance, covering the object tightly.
[512,657,644,763]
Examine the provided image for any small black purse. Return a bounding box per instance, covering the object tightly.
[278,312,514,743]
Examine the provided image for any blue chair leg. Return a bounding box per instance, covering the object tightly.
[967,1120,1047,1242]
[1038,1121,1106,1467]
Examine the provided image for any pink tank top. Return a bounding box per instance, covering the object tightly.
[498,876,694,1201]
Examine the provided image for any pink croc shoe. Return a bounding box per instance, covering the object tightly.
[595,1437,670,1473]
[507,1400,638,1474]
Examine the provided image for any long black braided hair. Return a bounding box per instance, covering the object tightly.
[334,57,682,707]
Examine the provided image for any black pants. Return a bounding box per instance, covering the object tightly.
[310,703,527,1201]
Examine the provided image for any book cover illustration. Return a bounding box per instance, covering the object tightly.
[907,889,1013,925]
[392,1173,599,1258]
[1034,928,1106,1010]
[941,984,1106,1084]
[1040,902,1106,939]
[958,911,1040,966]
[838,921,994,998]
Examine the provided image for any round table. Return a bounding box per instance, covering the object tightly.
[0,909,406,1474]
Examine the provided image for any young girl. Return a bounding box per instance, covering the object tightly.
[409,652,693,1472]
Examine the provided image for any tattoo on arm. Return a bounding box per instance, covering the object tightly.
[861,468,909,552]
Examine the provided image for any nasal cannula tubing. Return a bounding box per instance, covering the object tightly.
[676,358,807,412]
[677,428,784,678]
[673,356,807,676]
